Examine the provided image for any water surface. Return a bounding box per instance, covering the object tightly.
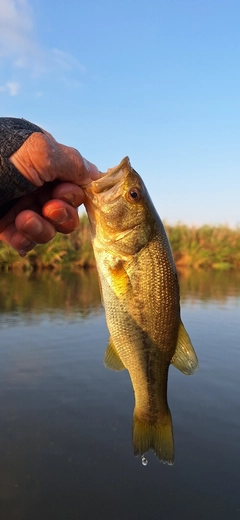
[0,270,239,520]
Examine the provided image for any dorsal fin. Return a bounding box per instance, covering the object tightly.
[104,337,126,371]
[171,321,199,375]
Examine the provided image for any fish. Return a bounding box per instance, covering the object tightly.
[83,157,198,464]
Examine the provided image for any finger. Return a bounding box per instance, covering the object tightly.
[10,231,36,256]
[10,132,100,187]
[42,199,79,234]
[82,159,101,183]
[51,182,85,207]
[15,210,56,245]
[41,130,101,181]
[0,220,36,255]
[0,192,38,233]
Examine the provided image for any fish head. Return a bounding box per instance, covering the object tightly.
[84,157,158,255]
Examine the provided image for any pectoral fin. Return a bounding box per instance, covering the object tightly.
[108,261,131,299]
[171,321,199,375]
[104,337,126,371]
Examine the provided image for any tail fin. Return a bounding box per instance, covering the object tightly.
[132,409,174,465]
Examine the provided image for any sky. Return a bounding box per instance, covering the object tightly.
[0,0,240,227]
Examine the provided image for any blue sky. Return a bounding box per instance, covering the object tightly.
[0,0,240,227]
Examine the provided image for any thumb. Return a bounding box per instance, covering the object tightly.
[10,131,100,187]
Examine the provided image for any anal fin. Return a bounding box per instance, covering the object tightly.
[171,320,199,375]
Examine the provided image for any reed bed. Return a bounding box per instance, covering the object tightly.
[165,223,240,269]
[0,215,239,271]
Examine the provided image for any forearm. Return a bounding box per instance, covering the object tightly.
[0,118,42,206]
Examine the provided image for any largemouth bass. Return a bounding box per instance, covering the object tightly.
[84,157,198,464]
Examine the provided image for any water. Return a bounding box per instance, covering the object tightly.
[141,456,148,466]
[0,269,240,520]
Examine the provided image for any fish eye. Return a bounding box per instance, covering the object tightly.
[126,187,142,202]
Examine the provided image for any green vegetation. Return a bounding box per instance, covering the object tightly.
[165,223,240,269]
[0,215,240,271]
[0,214,95,272]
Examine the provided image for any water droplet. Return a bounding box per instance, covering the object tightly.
[141,455,148,466]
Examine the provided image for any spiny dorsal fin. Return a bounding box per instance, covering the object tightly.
[104,337,126,371]
[171,321,199,375]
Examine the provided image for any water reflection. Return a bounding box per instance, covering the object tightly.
[1,268,240,320]
[0,269,240,519]
[0,270,102,322]
[178,268,240,302]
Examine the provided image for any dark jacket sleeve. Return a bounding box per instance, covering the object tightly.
[0,118,44,216]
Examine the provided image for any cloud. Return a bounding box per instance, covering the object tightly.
[0,0,84,91]
[51,49,85,73]
[0,81,20,95]
[0,0,33,57]
[7,81,20,96]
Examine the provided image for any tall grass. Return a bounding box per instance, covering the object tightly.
[165,223,240,269]
[0,215,239,271]
[0,214,95,272]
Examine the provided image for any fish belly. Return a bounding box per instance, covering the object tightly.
[95,236,179,463]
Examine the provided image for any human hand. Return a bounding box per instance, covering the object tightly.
[0,128,99,255]
[9,129,99,187]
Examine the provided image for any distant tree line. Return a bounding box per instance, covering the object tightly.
[0,215,239,271]
[166,223,240,269]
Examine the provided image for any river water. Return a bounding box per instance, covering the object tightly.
[0,269,239,520]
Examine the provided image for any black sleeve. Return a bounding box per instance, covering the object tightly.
[0,118,44,216]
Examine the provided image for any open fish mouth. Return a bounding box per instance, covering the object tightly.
[84,157,131,206]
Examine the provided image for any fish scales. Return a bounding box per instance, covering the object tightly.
[83,157,198,464]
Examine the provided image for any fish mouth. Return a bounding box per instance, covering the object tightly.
[84,157,131,206]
